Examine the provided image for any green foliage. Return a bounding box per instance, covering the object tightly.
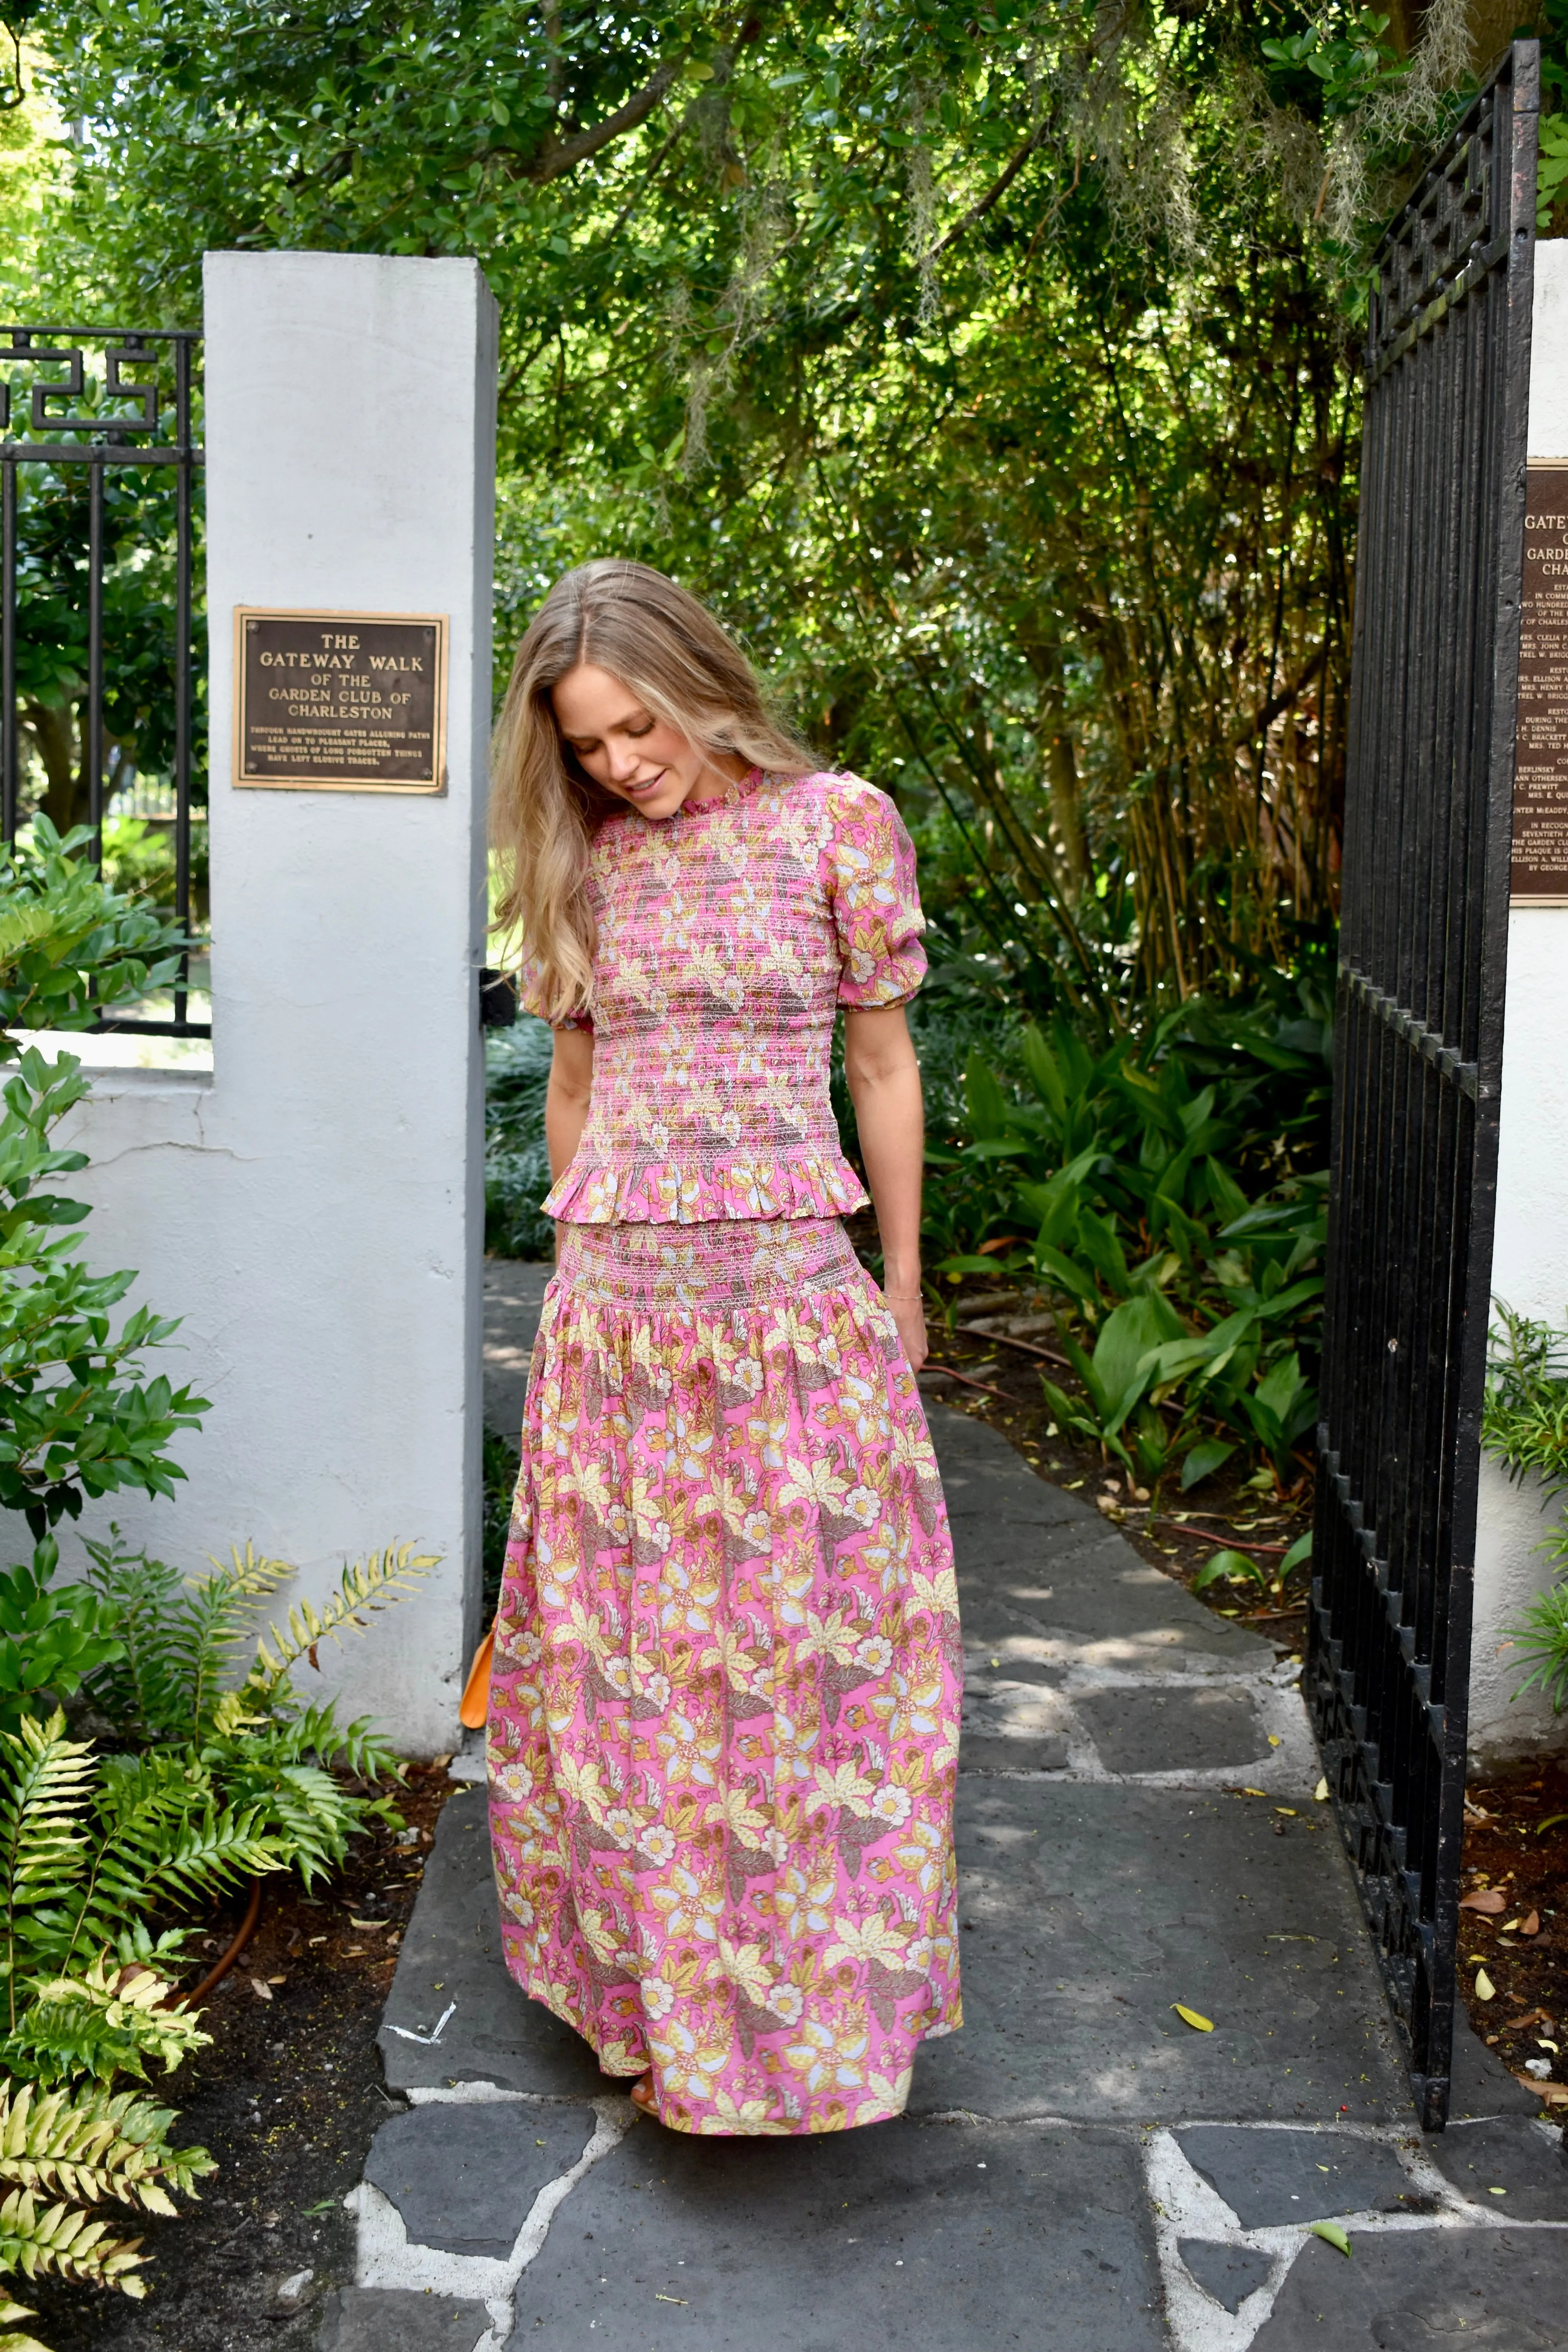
[934,978,1330,1488]
[0,817,187,1052]
[483,1426,521,1623]
[0,1715,221,2328]
[0,1047,208,1535]
[0,1539,124,1737]
[78,1532,436,1883]
[0,1517,435,2328]
[485,1019,554,1260]
[18,4,1481,1010]
[0,823,204,1543]
[1483,1305,1568,1712]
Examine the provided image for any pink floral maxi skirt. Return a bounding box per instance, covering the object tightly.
[485,1215,962,2136]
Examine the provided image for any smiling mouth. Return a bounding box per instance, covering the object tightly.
[619,771,667,797]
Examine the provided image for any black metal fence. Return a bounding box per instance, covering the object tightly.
[0,325,207,1037]
[1309,43,1537,2130]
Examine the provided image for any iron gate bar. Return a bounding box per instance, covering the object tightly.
[0,325,207,1037]
[1309,41,1536,2131]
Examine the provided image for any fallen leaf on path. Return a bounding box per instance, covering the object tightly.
[1459,1889,1507,1914]
[1274,1807,1297,1817]
[1172,2004,1214,2032]
[1308,2222,1352,2257]
[655,2296,689,2305]
[349,1919,389,1932]
[1520,1911,1541,1936]
[1267,1735,1282,1748]
[1240,1787,1267,1797]
[250,1978,273,2002]
[1314,1778,1329,1801]
[1475,1968,1496,2002]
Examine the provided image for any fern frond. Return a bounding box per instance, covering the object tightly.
[247,1542,438,1697]
[0,2077,212,2212]
[0,1716,96,2010]
[0,2299,48,2352]
[0,1715,95,1901]
[0,2184,148,2295]
[6,1958,211,2087]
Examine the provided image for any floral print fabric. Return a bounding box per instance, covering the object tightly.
[532,770,927,1226]
[485,1216,963,2135]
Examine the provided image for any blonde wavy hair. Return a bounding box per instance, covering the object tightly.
[490,560,814,1022]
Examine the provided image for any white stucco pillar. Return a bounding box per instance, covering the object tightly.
[51,253,498,1755]
[1470,238,1568,1768]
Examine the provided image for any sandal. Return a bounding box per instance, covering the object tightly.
[629,2073,658,2120]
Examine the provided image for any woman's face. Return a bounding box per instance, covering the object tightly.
[551,663,745,822]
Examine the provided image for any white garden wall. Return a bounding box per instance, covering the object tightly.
[44,252,498,1757]
[1469,237,1568,1768]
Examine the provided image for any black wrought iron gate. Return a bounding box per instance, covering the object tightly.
[0,324,207,1036]
[1309,42,1537,2131]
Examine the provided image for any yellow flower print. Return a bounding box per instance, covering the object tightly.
[716,1938,775,2005]
[641,1976,676,2021]
[781,1455,851,1512]
[799,1606,862,1667]
[825,1913,909,1971]
[869,1783,912,1828]
[699,2092,789,2136]
[653,1709,723,1788]
[813,1761,877,1816]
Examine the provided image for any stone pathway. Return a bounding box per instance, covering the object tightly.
[312,1265,1568,2350]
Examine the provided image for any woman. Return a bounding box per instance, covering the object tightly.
[485,560,961,2137]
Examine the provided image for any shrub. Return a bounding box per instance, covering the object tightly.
[1483,1306,1568,1714]
[931,993,1329,1495]
[484,1020,554,1260]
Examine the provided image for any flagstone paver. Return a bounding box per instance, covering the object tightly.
[319,1265,1568,2351]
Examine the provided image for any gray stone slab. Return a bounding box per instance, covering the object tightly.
[506,2114,1165,2349]
[379,1784,605,2098]
[909,1779,1408,2122]
[314,2286,491,2352]
[1450,2007,1544,2119]
[929,1408,1272,1676]
[1178,2238,1272,2313]
[960,1680,1072,1773]
[1430,2116,1568,2218]
[364,2101,597,2258]
[1076,1688,1268,1774]
[483,1258,552,1440]
[1251,2226,1568,2348]
[1175,2125,1410,2225]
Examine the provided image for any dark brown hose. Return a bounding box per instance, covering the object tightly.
[178,1876,263,2009]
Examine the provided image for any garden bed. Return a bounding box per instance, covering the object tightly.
[917,1262,1315,1659]
[1455,1759,1568,2112]
[24,1764,460,2352]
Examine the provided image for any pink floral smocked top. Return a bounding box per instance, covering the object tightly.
[528,768,927,1225]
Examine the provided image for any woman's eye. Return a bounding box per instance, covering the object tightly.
[626,722,654,739]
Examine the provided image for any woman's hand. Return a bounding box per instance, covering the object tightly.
[843,1007,929,1376]
[882,1287,928,1373]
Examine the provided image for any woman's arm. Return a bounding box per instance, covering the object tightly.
[545,1028,595,1183]
[842,1004,927,1372]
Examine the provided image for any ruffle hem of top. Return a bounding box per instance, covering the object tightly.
[539,1147,870,1225]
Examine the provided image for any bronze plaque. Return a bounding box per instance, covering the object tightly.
[1514,469,1568,901]
[234,609,448,793]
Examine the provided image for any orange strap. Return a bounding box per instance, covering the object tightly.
[459,1627,495,1730]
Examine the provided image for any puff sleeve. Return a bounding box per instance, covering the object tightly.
[826,780,928,1008]
[514,942,593,1033]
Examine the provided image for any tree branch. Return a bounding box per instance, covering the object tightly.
[925,118,1048,261]
[522,56,682,184]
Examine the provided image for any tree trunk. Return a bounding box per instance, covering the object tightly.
[21,702,86,834]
